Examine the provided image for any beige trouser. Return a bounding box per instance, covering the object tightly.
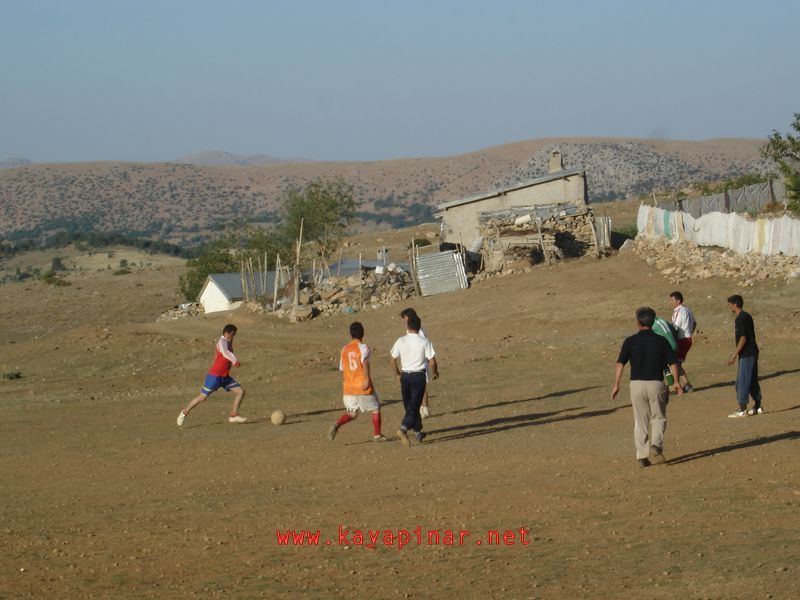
[629,380,668,460]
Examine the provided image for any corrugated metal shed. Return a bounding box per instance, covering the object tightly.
[415,251,469,297]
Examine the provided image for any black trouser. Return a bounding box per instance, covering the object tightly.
[400,371,426,432]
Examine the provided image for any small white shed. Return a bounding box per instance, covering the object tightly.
[198,272,273,314]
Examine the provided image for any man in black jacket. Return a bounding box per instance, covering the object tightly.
[612,307,682,467]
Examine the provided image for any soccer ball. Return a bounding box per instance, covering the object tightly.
[270,410,286,426]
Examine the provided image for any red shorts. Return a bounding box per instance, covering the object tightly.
[676,338,692,362]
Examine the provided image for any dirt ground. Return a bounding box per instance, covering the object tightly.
[1,246,799,599]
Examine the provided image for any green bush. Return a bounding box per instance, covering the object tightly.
[614,224,638,239]
[40,270,71,286]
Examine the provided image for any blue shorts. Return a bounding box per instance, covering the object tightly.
[201,374,240,396]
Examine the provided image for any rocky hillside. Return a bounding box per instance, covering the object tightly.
[0,138,768,246]
[497,140,771,201]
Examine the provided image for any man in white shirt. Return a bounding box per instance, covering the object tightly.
[400,307,432,418]
[390,314,439,445]
[669,291,697,393]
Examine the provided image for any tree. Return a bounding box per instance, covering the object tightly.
[178,225,288,301]
[762,112,800,212]
[279,176,355,260]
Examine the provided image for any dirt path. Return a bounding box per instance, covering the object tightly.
[1,252,798,599]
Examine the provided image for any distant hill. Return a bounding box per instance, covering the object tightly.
[0,157,33,169]
[0,137,771,246]
[172,150,307,166]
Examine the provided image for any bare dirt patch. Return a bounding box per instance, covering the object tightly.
[1,249,798,598]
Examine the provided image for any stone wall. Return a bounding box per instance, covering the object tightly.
[479,211,598,273]
[621,236,800,287]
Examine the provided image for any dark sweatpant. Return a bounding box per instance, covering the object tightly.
[400,371,426,432]
[735,354,761,410]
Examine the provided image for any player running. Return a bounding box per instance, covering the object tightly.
[327,322,387,442]
[177,324,248,426]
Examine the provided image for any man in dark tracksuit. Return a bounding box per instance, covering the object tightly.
[726,295,762,418]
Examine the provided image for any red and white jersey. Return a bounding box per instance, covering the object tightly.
[340,340,374,395]
[208,336,239,377]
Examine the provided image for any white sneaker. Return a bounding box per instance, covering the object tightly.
[728,409,748,418]
[748,407,764,416]
[420,406,430,418]
[228,415,248,424]
[177,411,186,426]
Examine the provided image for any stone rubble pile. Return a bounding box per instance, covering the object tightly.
[479,211,598,273]
[157,302,204,321]
[273,266,416,322]
[622,236,800,286]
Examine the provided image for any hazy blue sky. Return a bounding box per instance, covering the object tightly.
[1,0,798,163]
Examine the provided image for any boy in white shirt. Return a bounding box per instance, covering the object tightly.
[399,307,433,417]
[390,314,439,445]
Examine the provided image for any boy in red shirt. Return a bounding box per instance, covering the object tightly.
[327,322,386,442]
[177,324,247,426]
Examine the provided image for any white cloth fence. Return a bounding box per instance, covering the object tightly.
[637,205,800,257]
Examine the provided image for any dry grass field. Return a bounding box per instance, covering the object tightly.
[1,241,799,599]
[1,245,185,278]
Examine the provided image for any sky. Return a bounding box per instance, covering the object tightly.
[1,0,798,163]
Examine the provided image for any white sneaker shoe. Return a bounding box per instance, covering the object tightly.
[177,411,186,426]
[728,409,748,418]
[748,407,764,416]
[420,406,430,418]
[228,415,248,424]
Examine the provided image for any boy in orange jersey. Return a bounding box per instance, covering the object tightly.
[177,324,247,426]
[327,322,387,442]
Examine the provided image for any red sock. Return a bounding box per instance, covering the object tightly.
[372,412,381,436]
[336,414,354,428]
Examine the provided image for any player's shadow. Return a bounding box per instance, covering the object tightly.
[445,385,603,416]
[770,404,800,414]
[692,368,800,392]
[184,416,305,428]
[427,405,626,444]
[667,431,800,465]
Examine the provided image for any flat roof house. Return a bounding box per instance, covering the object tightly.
[436,151,588,248]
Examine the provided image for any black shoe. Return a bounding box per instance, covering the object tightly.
[638,458,651,468]
[414,431,427,444]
